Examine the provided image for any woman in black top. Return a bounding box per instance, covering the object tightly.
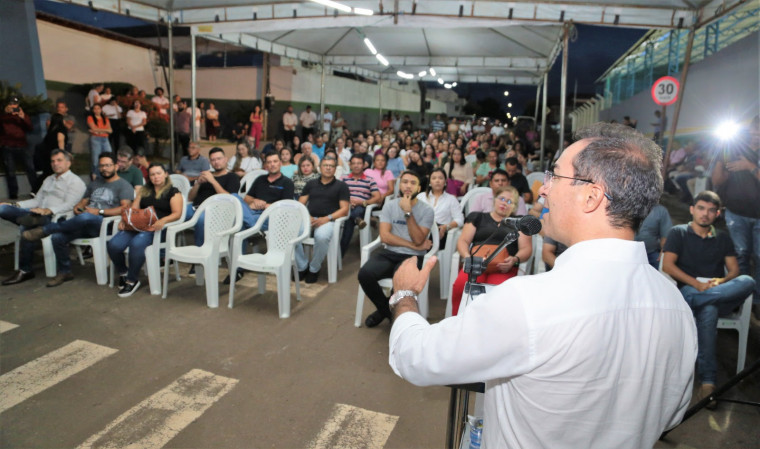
[107,163,183,297]
[450,186,533,315]
[406,150,432,191]
[34,113,68,184]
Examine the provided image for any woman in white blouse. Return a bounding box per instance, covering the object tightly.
[228,142,262,177]
[420,168,464,247]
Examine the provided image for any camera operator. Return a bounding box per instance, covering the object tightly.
[1,97,36,200]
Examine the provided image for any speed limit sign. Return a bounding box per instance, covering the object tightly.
[651,76,679,106]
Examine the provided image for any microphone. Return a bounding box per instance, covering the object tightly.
[502,215,542,236]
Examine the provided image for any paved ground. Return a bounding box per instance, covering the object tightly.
[1,195,759,448]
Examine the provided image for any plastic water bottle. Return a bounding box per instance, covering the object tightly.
[468,415,483,449]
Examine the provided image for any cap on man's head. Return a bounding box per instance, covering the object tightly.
[8,96,20,105]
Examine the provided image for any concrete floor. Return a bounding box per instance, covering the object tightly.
[1,230,759,448]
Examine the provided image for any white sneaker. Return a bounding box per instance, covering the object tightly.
[118,281,141,298]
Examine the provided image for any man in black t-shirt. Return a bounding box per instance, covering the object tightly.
[187,147,240,246]
[243,152,294,231]
[505,157,532,204]
[295,156,350,283]
[662,190,755,405]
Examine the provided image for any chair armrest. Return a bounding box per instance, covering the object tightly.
[360,237,382,265]
[363,204,377,221]
[99,216,121,239]
[332,216,348,238]
[231,218,268,250]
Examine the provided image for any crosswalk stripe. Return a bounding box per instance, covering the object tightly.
[0,340,117,413]
[308,403,399,449]
[77,369,238,449]
[0,320,19,333]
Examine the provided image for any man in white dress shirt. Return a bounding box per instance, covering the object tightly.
[1,149,86,285]
[388,123,697,449]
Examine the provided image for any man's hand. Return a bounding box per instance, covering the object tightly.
[250,198,267,210]
[350,197,364,207]
[84,207,99,216]
[694,280,712,292]
[392,256,438,295]
[414,239,433,252]
[197,171,214,184]
[708,277,725,287]
[30,208,53,216]
[399,194,413,213]
[726,157,756,172]
[311,216,329,228]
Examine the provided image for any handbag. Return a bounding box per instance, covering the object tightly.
[471,244,508,274]
[212,119,220,127]
[121,206,158,232]
[445,178,464,196]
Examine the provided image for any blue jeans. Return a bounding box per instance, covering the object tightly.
[90,136,112,176]
[646,250,660,270]
[295,221,334,273]
[725,209,760,300]
[340,206,365,256]
[44,213,104,274]
[107,230,158,283]
[0,204,53,272]
[679,275,756,384]
[2,145,37,199]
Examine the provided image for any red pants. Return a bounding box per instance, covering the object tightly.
[451,267,516,315]
[249,122,262,149]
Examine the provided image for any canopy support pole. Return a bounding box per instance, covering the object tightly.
[663,25,696,176]
[540,72,548,169]
[533,83,541,128]
[190,31,197,147]
[320,55,326,137]
[558,23,569,158]
[168,19,175,168]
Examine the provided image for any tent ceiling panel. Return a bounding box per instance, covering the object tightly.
[62,0,748,86]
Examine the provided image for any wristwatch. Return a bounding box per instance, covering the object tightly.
[389,290,418,308]
[404,211,412,219]
[98,209,105,216]
[328,214,334,222]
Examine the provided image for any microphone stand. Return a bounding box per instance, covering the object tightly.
[463,229,520,300]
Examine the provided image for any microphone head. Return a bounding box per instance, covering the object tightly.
[517,215,542,236]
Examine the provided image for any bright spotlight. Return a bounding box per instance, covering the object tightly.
[452,82,457,87]
[504,91,509,96]
[430,68,436,76]
[444,83,452,89]
[715,120,740,140]
[418,70,427,77]
[376,54,389,66]
[363,38,377,55]
[508,102,512,108]
[437,78,444,84]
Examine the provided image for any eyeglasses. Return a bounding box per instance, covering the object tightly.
[495,197,513,205]
[543,170,613,201]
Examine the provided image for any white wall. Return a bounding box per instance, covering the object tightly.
[37,19,162,90]
[174,67,261,100]
[600,31,760,139]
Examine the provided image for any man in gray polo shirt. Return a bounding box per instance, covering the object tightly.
[358,170,434,327]
[175,141,209,183]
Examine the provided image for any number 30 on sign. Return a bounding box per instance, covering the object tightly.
[651,76,679,106]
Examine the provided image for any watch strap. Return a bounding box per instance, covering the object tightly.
[389,289,418,307]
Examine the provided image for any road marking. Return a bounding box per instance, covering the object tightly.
[77,369,238,449]
[0,320,19,333]
[308,403,399,449]
[0,340,117,413]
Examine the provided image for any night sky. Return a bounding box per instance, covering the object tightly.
[35,1,646,116]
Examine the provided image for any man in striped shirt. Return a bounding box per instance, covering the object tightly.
[340,154,382,256]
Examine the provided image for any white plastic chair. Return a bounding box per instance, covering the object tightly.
[70,216,122,285]
[717,294,753,374]
[239,169,268,195]
[169,174,192,200]
[660,265,752,374]
[162,193,243,308]
[354,223,439,327]
[301,216,348,284]
[14,210,73,278]
[228,200,311,317]
[108,196,188,295]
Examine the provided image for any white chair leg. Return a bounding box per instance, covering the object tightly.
[293,262,301,302]
[91,243,108,285]
[42,236,57,278]
[173,260,181,281]
[195,265,205,286]
[204,263,219,308]
[162,257,171,299]
[439,256,450,300]
[227,263,238,308]
[327,241,337,284]
[144,248,161,295]
[355,287,365,327]
[276,270,291,319]
[257,274,266,294]
[75,246,85,266]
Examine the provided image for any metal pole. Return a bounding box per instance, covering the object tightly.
[540,72,548,169]
[558,24,569,158]
[168,19,175,168]
[663,25,696,176]
[378,78,382,128]
[261,53,269,143]
[190,31,197,147]
[533,83,541,128]
[320,55,326,136]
